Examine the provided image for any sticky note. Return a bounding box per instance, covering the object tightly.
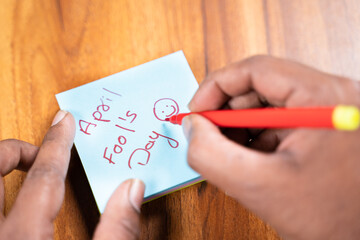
[56,51,202,212]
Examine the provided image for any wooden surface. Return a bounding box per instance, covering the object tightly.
[1,0,359,239]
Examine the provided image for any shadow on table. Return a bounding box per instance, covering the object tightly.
[140,196,168,239]
[68,147,100,238]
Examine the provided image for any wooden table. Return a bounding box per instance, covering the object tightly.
[1,0,359,239]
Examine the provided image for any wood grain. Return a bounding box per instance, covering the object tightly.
[1,0,359,239]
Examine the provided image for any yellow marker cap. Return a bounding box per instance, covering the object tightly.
[332,105,360,131]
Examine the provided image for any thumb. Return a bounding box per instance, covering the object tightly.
[183,114,279,197]
[93,179,145,240]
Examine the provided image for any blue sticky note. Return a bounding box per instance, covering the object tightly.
[56,51,202,212]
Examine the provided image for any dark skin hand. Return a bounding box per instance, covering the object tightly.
[184,56,360,240]
[0,111,145,240]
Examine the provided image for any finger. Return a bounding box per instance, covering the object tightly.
[0,140,39,218]
[189,71,230,112]
[228,91,265,110]
[0,139,39,175]
[189,55,358,112]
[93,179,145,240]
[249,129,292,152]
[2,110,75,237]
[183,114,282,199]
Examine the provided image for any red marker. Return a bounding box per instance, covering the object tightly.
[165,105,360,131]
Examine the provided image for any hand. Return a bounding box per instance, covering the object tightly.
[0,111,145,240]
[185,56,360,239]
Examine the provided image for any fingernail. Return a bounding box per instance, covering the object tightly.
[187,102,193,112]
[52,110,68,126]
[129,179,145,213]
[182,116,192,140]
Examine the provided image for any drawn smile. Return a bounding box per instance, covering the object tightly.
[153,98,180,121]
[166,106,177,117]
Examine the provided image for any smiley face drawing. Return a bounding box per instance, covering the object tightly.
[153,98,180,121]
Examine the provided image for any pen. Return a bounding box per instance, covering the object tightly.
[165,105,360,131]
